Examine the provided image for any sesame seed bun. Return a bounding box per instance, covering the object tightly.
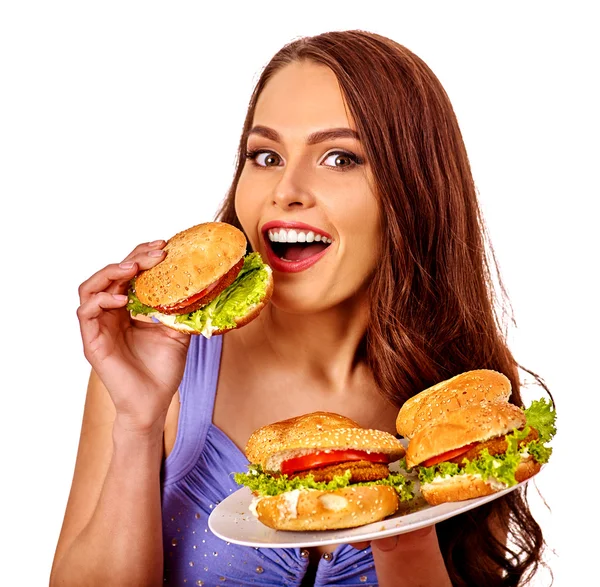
[135,222,247,308]
[245,411,406,472]
[405,401,526,468]
[252,484,400,531]
[396,369,512,439]
[419,457,541,505]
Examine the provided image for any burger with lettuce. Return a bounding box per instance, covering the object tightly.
[234,412,414,531]
[127,222,273,338]
[396,370,556,506]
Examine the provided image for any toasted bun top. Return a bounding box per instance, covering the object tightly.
[396,370,512,439]
[245,411,406,471]
[405,401,526,467]
[135,222,246,307]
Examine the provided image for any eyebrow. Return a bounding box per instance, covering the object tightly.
[248,125,360,145]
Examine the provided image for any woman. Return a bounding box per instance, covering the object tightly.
[50,30,547,586]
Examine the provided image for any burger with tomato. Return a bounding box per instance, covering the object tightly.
[396,370,556,506]
[234,412,414,531]
[126,222,273,338]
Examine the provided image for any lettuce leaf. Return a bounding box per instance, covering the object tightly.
[234,464,414,501]
[418,450,521,487]
[175,252,270,334]
[525,440,553,464]
[524,398,557,443]
[463,449,521,486]
[367,472,415,502]
[418,462,461,485]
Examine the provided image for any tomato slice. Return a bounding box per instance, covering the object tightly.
[154,285,212,313]
[280,449,389,475]
[421,442,479,468]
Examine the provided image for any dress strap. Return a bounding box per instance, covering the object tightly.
[162,334,223,486]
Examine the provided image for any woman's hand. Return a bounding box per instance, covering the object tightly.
[77,239,191,434]
[351,526,452,587]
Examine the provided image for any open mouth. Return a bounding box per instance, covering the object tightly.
[265,228,332,262]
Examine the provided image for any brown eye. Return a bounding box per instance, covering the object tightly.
[254,151,282,167]
[322,151,362,169]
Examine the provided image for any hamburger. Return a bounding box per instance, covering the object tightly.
[396,370,556,505]
[126,222,273,337]
[234,412,414,531]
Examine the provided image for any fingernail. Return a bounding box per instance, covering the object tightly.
[148,249,164,257]
[374,535,398,552]
[112,294,128,301]
[148,239,163,246]
[119,261,135,269]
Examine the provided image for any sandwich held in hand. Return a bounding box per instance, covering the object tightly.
[396,370,556,506]
[127,222,273,337]
[234,412,414,531]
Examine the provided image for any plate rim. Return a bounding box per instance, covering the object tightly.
[207,480,527,549]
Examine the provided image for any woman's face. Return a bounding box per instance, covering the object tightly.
[235,60,380,314]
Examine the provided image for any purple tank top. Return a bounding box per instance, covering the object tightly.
[161,334,379,586]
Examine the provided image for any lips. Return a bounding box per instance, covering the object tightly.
[261,221,332,273]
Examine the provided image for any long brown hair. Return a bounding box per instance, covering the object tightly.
[217,30,548,586]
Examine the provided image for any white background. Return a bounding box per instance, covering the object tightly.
[1,2,598,585]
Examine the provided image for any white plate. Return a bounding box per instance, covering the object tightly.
[208,475,528,549]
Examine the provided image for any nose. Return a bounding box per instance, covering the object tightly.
[272,162,316,210]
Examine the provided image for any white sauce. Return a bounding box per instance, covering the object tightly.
[318,493,348,512]
[249,490,302,520]
[248,496,263,518]
[278,489,301,519]
[152,312,196,333]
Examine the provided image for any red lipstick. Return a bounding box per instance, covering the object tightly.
[261,221,332,274]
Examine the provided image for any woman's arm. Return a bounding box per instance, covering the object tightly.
[50,371,174,587]
[51,240,190,586]
[355,507,509,585]
[351,526,452,587]
[370,527,452,587]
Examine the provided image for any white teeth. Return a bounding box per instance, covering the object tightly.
[267,228,331,244]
